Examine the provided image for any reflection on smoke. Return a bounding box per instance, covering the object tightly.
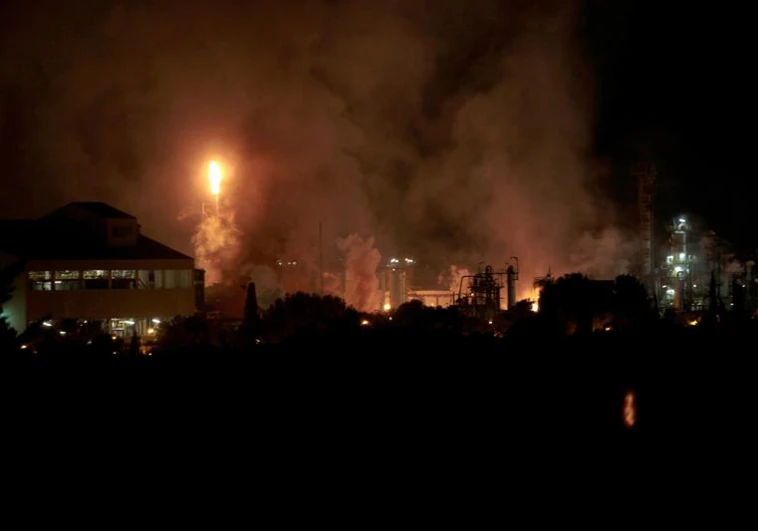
[192,210,241,286]
[337,234,381,311]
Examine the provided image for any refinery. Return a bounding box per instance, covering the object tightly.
[196,159,756,325]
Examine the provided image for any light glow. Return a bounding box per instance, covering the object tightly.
[209,160,222,197]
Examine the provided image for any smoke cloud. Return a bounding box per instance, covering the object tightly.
[338,234,381,312]
[440,266,473,296]
[191,209,242,286]
[0,1,633,292]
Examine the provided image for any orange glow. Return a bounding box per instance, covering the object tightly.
[623,391,636,428]
[208,160,222,197]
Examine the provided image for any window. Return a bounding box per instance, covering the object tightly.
[163,270,192,289]
[54,270,81,291]
[83,270,109,289]
[138,270,162,289]
[28,271,52,291]
[111,226,133,238]
[163,270,177,289]
[179,269,192,288]
[111,270,137,290]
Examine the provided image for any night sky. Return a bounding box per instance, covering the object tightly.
[1,0,755,276]
[583,0,756,251]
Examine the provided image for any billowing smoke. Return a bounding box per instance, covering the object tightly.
[338,234,381,311]
[192,210,241,286]
[440,265,473,296]
[568,227,639,279]
[1,2,633,287]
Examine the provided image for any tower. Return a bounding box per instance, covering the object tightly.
[632,162,657,282]
[506,257,519,310]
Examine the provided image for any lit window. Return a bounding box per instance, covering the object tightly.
[138,270,162,289]
[54,270,81,291]
[28,271,52,291]
[83,270,109,289]
[111,270,137,290]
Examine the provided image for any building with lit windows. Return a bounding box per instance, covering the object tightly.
[0,202,202,336]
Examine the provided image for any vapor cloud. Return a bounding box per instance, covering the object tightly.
[0,1,634,291]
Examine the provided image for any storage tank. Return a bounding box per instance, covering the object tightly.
[387,267,407,310]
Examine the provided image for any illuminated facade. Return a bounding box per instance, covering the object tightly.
[0,202,200,336]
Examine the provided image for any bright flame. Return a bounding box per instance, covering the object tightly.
[623,391,636,428]
[360,319,370,326]
[209,160,222,197]
[688,320,699,326]
[383,302,391,312]
[531,301,539,312]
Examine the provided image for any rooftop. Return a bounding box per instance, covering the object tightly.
[0,202,191,262]
[42,202,136,221]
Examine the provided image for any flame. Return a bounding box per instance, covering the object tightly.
[623,391,636,428]
[208,160,222,197]
[531,301,539,312]
[383,302,391,312]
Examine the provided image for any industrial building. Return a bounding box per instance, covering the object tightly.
[653,216,756,313]
[0,202,202,336]
[632,162,757,314]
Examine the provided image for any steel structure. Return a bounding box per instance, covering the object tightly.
[506,257,519,310]
[456,264,504,321]
[632,162,657,281]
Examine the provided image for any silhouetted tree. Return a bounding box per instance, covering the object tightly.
[158,314,214,350]
[613,275,654,329]
[263,292,358,344]
[539,274,600,335]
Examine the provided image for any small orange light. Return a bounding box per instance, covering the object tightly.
[623,391,636,428]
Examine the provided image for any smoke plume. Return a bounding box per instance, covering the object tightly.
[338,234,381,312]
[568,227,639,280]
[0,1,633,288]
[192,210,241,286]
[440,265,473,296]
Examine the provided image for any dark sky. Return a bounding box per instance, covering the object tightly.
[583,0,757,251]
[1,0,755,282]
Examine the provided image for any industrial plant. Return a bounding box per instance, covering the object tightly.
[632,162,756,316]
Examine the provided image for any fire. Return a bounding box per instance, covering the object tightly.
[623,391,636,428]
[531,301,539,312]
[208,160,222,197]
